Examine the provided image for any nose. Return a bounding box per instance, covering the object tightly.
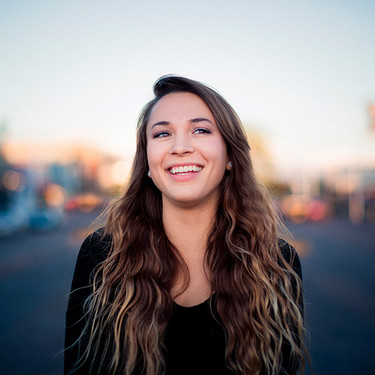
[169,133,194,155]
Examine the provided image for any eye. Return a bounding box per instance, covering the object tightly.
[193,128,211,134]
[153,131,170,138]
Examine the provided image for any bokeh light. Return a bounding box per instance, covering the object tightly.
[2,170,28,192]
[44,183,65,207]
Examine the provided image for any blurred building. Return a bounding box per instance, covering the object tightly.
[279,166,375,224]
[319,166,375,224]
[0,141,132,235]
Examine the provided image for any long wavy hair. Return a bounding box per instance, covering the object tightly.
[74,75,308,374]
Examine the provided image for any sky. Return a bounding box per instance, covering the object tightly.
[1,0,374,179]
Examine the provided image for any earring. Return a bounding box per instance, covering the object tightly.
[147,170,151,177]
[227,161,232,170]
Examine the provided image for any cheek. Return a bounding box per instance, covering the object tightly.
[146,144,156,164]
[146,145,152,166]
[147,144,164,170]
[209,139,228,167]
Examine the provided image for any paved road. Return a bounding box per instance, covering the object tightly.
[288,220,375,375]
[0,209,99,375]
[0,211,374,374]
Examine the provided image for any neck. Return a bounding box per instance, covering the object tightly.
[162,199,217,306]
[162,200,217,256]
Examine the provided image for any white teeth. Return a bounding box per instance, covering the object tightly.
[170,165,202,174]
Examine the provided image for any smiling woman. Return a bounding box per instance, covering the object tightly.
[64,75,309,375]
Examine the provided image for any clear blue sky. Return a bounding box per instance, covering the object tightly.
[1,0,374,178]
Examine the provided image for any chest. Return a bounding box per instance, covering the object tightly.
[172,253,212,307]
[164,300,231,375]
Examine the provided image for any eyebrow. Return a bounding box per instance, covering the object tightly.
[150,121,170,129]
[150,118,213,130]
[190,117,213,125]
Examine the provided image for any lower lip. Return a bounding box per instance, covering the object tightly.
[167,170,201,182]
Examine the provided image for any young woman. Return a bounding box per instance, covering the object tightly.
[64,75,308,374]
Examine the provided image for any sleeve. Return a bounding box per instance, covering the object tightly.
[278,239,304,375]
[278,239,303,310]
[64,231,111,374]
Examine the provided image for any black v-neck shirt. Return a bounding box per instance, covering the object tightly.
[64,232,302,375]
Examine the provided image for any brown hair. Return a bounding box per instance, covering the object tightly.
[74,75,308,374]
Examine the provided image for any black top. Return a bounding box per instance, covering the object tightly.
[64,232,303,375]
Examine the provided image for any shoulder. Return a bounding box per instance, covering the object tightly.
[278,238,302,280]
[71,229,113,287]
[78,229,112,263]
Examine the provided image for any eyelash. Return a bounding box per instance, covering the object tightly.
[153,131,170,138]
[193,127,211,134]
[152,128,211,138]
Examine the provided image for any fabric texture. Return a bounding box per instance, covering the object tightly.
[64,231,303,375]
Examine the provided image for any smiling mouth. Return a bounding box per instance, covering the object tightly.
[169,165,203,175]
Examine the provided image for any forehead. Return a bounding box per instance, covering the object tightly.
[147,92,214,124]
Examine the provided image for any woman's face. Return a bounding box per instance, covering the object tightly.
[146,92,229,209]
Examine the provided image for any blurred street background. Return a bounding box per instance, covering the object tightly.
[1,1,374,374]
